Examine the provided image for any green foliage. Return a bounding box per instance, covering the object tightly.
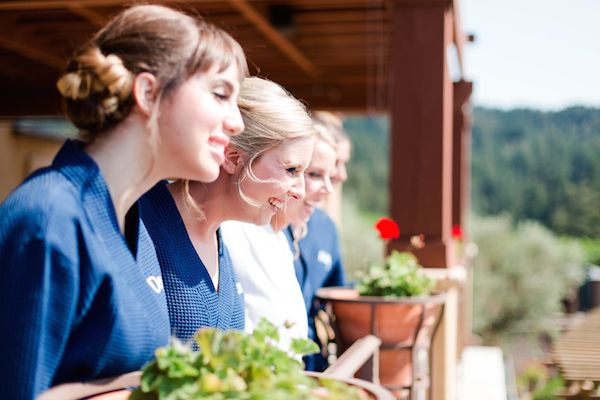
[340,108,600,239]
[517,362,565,400]
[471,106,600,238]
[356,250,434,298]
[130,319,369,400]
[578,237,600,265]
[471,214,585,342]
[339,197,385,279]
[342,116,389,215]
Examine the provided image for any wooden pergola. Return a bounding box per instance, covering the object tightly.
[0,0,472,267]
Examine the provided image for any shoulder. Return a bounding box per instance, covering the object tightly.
[303,209,339,247]
[220,221,263,243]
[0,170,84,246]
[0,172,87,279]
[308,208,337,232]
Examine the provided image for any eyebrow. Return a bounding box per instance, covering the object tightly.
[282,159,307,170]
[213,79,236,92]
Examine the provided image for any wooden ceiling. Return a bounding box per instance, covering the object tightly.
[0,0,461,116]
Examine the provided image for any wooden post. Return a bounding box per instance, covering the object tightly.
[388,1,455,268]
[452,80,473,238]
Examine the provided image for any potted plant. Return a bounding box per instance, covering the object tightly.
[316,218,446,400]
[128,319,394,400]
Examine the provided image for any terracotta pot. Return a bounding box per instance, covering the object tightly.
[316,287,446,399]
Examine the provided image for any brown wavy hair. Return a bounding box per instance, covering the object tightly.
[57,4,247,138]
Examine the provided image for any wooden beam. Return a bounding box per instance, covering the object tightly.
[0,36,63,70]
[0,0,120,10]
[0,88,63,117]
[0,0,215,11]
[229,0,320,79]
[0,61,36,81]
[65,4,107,27]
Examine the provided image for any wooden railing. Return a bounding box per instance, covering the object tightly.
[552,306,600,399]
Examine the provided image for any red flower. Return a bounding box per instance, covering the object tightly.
[451,224,463,240]
[375,217,400,240]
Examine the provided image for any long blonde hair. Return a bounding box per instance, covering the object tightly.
[180,77,316,219]
[233,77,316,208]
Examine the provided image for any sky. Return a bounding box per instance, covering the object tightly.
[460,0,600,111]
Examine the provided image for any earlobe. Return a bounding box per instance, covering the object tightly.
[223,147,243,174]
[132,72,158,117]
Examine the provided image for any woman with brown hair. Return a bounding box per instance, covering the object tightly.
[0,5,246,398]
[140,77,315,341]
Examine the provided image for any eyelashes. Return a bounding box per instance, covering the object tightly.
[286,167,301,176]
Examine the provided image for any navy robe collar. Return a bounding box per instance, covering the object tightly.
[53,139,140,261]
[144,182,236,330]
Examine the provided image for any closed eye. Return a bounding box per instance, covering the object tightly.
[212,81,234,101]
[213,90,230,101]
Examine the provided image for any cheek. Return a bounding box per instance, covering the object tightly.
[251,180,286,200]
[305,179,322,198]
[269,176,294,195]
[286,199,303,218]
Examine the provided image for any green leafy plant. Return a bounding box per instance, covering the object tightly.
[356,250,433,298]
[129,319,370,400]
[517,362,566,400]
[355,218,433,298]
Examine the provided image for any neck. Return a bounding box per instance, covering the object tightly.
[168,179,228,241]
[169,179,237,279]
[271,210,295,232]
[85,117,159,232]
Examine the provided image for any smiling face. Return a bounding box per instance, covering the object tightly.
[157,63,244,182]
[274,138,337,227]
[234,136,314,226]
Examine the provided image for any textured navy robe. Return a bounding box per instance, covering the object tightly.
[140,182,245,342]
[0,140,170,399]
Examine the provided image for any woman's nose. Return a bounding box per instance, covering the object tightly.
[338,163,348,182]
[288,176,306,200]
[323,175,334,194]
[224,106,244,136]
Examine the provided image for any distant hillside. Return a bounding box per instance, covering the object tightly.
[471,106,600,237]
[342,107,600,238]
[343,115,389,215]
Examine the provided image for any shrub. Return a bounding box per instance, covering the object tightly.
[339,197,385,280]
[471,214,585,342]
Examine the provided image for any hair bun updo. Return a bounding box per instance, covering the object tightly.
[57,47,134,136]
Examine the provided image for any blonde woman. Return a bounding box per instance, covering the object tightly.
[219,90,322,349]
[280,115,347,371]
[140,77,315,342]
[0,5,246,398]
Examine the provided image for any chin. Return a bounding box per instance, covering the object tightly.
[196,165,221,183]
[298,210,312,223]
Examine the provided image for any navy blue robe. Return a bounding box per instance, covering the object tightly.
[0,140,170,399]
[285,208,346,371]
[140,182,245,342]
